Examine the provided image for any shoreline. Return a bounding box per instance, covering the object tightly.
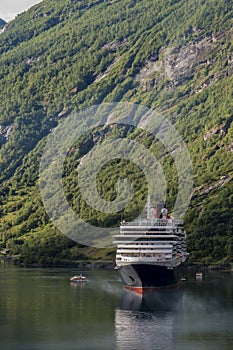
[0,256,115,270]
[1,255,232,272]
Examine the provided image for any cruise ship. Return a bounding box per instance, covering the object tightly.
[114,198,188,294]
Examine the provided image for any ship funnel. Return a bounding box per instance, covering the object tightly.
[146,198,165,219]
[156,201,165,219]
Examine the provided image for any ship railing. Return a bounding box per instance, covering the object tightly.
[119,256,167,263]
[118,256,179,266]
[118,230,175,235]
[120,219,183,227]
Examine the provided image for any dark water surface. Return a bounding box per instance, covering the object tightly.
[0,264,232,350]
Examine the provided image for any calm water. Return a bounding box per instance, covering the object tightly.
[0,264,232,350]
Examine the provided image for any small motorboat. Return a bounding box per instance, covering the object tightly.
[196,272,203,280]
[70,274,87,282]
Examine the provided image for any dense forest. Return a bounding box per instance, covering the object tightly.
[0,0,232,267]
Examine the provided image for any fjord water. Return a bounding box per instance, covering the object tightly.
[0,264,232,350]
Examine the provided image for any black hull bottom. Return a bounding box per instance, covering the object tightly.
[118,264,185,294]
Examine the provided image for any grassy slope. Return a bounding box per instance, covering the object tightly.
[0,0,232,265]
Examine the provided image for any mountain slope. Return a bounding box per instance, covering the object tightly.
[0,0,232,266]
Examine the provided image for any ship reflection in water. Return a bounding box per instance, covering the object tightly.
[115,289,183,350]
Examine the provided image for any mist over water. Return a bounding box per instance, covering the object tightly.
[0,265,232,350]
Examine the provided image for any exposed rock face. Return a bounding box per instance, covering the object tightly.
[136,31,233,92]
[204,116,233,141]
[95,57,121,82]
[192,174,233,199]
[0,124,14,146]
[102,38,129,52]
[24,57,40,65]
[136,38,211,89]
[162,44,200,83]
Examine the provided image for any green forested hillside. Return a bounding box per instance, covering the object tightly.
[0,0,232,266]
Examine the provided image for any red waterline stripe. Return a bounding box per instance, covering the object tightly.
[124,281,182,295]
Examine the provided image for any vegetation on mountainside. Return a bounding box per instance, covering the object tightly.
[0,0,232,266]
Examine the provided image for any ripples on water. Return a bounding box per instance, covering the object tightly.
[0,265,232,350]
